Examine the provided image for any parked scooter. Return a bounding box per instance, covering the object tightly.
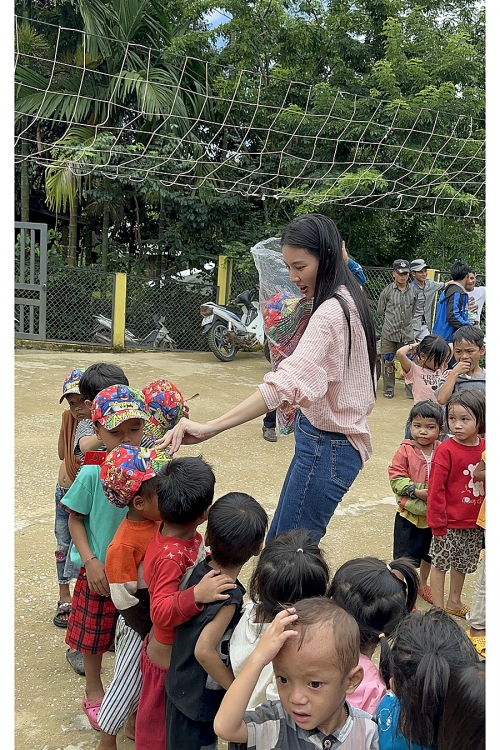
[93,313,177,349]
[200,286,265,361]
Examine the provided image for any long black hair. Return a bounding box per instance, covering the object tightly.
[389,607,479,749]
[327,556,419,687]
[281,213,377,392]
[249,529,330,623]
[437,662,485,750]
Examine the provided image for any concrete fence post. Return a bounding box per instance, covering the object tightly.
[112,272,127,347]
[217,256,233,305]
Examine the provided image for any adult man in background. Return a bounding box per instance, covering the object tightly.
[410,258,445,341]
[432,261,473,342]
[377,259,419,398]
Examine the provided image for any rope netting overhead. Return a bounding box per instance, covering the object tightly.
[15,17,485,217]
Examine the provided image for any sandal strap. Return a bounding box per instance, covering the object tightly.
[55,602,71,615]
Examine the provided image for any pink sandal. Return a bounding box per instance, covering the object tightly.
[82,693,102,731]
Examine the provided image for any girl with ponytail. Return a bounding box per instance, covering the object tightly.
[376,607,479,750]
[229,529,329,710]
[328,556,419,717]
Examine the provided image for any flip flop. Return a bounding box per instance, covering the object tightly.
[383,391,394,399]
[53,600,71,628]
[466,631,486,658]
[82,693,102,731]
[445,604,470,619]
[419,585,433,604]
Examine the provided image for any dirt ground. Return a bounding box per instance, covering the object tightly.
[14,348,478,750]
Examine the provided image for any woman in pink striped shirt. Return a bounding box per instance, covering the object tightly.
[159,214,377,542]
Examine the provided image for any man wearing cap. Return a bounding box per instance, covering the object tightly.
[410,259,446,341]
[377,260,420,398]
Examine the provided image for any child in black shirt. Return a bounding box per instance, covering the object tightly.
[165,492,268,750]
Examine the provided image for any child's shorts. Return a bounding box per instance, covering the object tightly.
[429,528,484,574]
[393,513,432,566]
[165,695,217,750]
[135,635,169,750]
[65,567,118,654]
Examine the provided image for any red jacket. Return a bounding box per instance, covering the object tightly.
[427,438,485,536]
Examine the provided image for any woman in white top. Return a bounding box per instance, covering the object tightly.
[158,214,377,542]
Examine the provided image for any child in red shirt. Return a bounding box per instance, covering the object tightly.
[427,390,485,616]
[134,456,236,750]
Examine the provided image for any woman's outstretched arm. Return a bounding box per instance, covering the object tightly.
[156,390,269,455]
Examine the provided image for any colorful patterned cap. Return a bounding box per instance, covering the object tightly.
[91,385,150,429]
[59,368,85,404]
[100,444,170,508]
[142,379,185,442]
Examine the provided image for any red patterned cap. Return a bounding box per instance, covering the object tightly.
[100,444,170,507]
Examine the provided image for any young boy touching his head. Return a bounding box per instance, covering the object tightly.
[61,385,151,728]
[214,598,378,749]
[166,492,268,750]
[134,456,237,750]
[95,444,170,748]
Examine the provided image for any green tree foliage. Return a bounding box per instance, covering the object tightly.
[15,0,485,273]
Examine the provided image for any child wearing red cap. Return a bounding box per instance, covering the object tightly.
[61,385,151,731]
[95,445,170,749]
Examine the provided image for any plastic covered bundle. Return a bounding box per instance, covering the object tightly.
[251,238,313,436]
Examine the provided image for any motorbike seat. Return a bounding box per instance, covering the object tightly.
[233,290,253,308]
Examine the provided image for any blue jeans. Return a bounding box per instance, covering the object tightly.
[266,412,362,543]
[54,483,80,585]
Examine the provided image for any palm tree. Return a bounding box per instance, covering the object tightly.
[15,0,211,264]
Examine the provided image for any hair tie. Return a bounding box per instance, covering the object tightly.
[379,633,386,639]
[296,548,304,553]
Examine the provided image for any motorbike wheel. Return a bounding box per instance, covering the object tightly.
[207,322,237,362]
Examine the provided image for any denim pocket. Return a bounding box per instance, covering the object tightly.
[295,412,320,441]
[330,439,361,490]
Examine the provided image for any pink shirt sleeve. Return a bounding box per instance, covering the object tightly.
[347,655,387,717]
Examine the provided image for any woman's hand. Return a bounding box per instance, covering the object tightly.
[156,417,216,456]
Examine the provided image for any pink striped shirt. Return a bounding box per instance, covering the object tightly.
[259,288,375,465]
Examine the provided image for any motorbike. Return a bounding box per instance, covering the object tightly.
[92,313,177,350]
[200,286,266,362]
